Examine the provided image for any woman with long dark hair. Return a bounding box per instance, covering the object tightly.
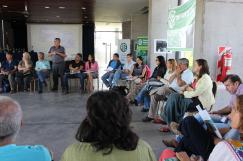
[61,91,156,161]
[134,55,167,112]
[83,54,99,93]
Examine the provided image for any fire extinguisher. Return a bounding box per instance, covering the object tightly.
[217,49,232,82]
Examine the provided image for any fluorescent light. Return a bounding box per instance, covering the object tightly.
[82,7,86,10]
[84,16,88,19]
[56,15,60,18]
[2,5,8,8]
[59,6,65,9]
[44,6,50,9]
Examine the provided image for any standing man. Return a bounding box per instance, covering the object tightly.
[48,38,66,92]
[0,52,18,94]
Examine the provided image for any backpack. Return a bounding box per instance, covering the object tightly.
[145,65,152,80]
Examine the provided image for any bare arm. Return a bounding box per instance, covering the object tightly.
[140,67,147,78]
[211,106,232,115]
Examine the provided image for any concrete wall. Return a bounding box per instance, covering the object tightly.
[131,14,148,40]
[148,0,177,70]
[194,0,243,79]
[122,21,131,39]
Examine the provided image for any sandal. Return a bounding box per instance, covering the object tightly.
[159,126,170,132]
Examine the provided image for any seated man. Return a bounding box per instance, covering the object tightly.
[210,74,243,139]
[0,96,52,161]
[35,52,51,93]
[0,51,18,94]
[101,53,121,88]
[143,58,194,122]
[64,53,85,94]
[112,53,135,87]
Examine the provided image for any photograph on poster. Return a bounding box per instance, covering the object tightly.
[154,39,167,53]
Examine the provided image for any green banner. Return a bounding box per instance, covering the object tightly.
[136,36,148,64]
[167,0,196,51]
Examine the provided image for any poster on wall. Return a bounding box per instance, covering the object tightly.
[167,0,196,51]
[118,39,131,64]
[154,39,167,54]
[136,36,148,64]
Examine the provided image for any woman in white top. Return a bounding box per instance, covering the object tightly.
[162,59,215,125]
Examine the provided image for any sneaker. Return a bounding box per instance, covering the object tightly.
[141,108,149,112]
[51,88,58,92]
[10,90,16,94]
[38,90,43,94]
[134,99,138,106]
[142,116,154,122]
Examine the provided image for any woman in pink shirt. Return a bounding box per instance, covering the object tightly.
[84,54,99,93]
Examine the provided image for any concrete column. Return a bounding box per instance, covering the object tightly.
[122,21,131,39]
[148,0,177,70]
[194,0,243,79]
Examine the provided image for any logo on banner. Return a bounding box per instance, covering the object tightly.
[168,10,176,29]
[120,43,128,52]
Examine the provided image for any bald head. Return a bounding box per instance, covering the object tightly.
[0,96,22,141]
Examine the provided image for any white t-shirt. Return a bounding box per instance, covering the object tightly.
[123,61,135,71]
[169,68,194,92]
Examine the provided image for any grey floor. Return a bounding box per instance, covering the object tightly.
[5,82,229,161]
[7,91,172,161]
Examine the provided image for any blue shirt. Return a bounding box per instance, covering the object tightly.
[35,60,51,71]
[1,60,18,72]
[0,144,52,161]
[109,60,117,69]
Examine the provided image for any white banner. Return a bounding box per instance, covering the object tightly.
[118,39,130,64]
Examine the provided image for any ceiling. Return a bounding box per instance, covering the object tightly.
[0,0,148,24]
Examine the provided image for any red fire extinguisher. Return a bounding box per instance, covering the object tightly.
[217,47,232,82]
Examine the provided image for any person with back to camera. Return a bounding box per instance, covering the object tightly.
[61,91,157,161]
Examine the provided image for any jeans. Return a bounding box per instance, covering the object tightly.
[135,84,151,109]
[37,70,49,92]
[64,73,86,91]
[101,71,114,88]
[0,73,16,91]
[195,113,240,140]
[112,69,128,87]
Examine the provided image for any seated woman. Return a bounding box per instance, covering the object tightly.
[127,56,148,102]
[143,59,177,122]
[82,54,99,93]
[134,56,167,112]
[161,59,215,126]
[61,91,157,161]
[16,52,33,92]
[159,95,243,161]
[64,53,85,94]
[35,52,51,94]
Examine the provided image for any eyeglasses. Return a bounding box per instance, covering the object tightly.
[156,59,159,61]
